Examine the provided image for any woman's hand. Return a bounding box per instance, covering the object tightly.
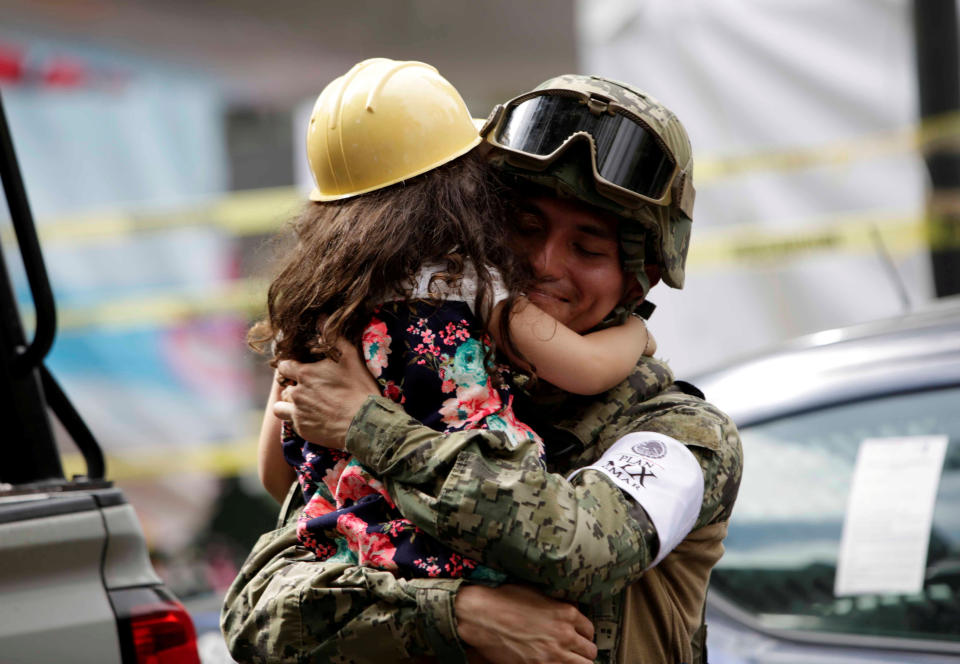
[257,376,297,503]
[456,585,598,664]
[273,338,379,448]
[626,314,657,357]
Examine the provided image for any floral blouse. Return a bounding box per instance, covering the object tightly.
[282,296,543,580]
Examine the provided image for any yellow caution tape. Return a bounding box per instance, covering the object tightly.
[697,110,960,182]
[4,111,959,333]
[21,214,936,333]
[61,434,261,482]
[698,129,911,181]
[3,110,959,246]
[21,277,269,332]
[2,186,303,246]
[686,211,929,269]
[207,187,304,236]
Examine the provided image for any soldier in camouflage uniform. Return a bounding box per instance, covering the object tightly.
[222,75,743,664]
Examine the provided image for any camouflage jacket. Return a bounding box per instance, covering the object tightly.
[222,357,742,663]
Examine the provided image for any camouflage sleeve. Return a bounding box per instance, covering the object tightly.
[221,490,468,664]
[628,397,743,530]
[345,396,660,603]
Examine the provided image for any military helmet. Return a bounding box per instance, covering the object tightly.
[307,58,481,201]
[481,74,695,294]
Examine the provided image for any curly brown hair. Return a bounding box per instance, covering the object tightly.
[249,151,529,367]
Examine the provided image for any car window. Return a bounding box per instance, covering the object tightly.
[712,386,960,643]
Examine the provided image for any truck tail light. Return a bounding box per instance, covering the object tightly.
[109,587,201,664]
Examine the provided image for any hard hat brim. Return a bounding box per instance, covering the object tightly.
[309,135,482,202]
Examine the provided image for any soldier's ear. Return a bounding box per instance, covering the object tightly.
[621,264,660,304]
[644,264,661,290]
[622,280,645,304]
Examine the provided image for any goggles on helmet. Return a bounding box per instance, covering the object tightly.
[481,90,695,219]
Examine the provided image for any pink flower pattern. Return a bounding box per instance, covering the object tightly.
[283,300,542,581]
[337,513,398,571]
[362,317,391,377]
[337,462,395,509]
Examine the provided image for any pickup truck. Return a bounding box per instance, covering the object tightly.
[0,91,201,664]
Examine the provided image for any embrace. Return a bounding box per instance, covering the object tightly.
[221,58,742,664]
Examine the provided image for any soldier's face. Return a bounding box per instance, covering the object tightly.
[513,195,629,333]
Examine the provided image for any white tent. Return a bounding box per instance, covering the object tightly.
[578,0,933,374]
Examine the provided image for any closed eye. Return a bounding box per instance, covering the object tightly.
[575,242,615,257]
[514,212,544,236]
[576,244,604,256]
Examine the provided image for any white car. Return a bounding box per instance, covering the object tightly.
[697,300,960,663]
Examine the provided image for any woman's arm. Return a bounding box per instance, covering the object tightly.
[257,375,296,503]
[490,298,650,395]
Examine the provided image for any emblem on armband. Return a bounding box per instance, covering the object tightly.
[631,439,667,458]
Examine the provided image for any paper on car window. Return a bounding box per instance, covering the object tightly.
[834,435,948,597]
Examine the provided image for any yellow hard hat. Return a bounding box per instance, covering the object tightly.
[307,58,482,201]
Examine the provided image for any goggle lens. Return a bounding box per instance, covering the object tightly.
[494,94,676,200]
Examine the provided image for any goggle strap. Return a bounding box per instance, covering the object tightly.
[478,105,502,139]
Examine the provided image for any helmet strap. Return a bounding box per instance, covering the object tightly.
[674,170,696,220]
[601,297,655,329]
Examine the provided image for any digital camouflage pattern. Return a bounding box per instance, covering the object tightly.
[485,74,695,295]
[221,487,469,664]
[221,356,743,663]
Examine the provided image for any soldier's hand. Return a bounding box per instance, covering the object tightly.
[273,338,379,447]
[455,584,598,664]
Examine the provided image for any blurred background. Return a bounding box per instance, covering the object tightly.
[1,0,958,655]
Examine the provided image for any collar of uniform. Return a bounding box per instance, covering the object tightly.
[551,356,675,449]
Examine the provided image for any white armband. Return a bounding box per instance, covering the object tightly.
[568,432,704,567]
